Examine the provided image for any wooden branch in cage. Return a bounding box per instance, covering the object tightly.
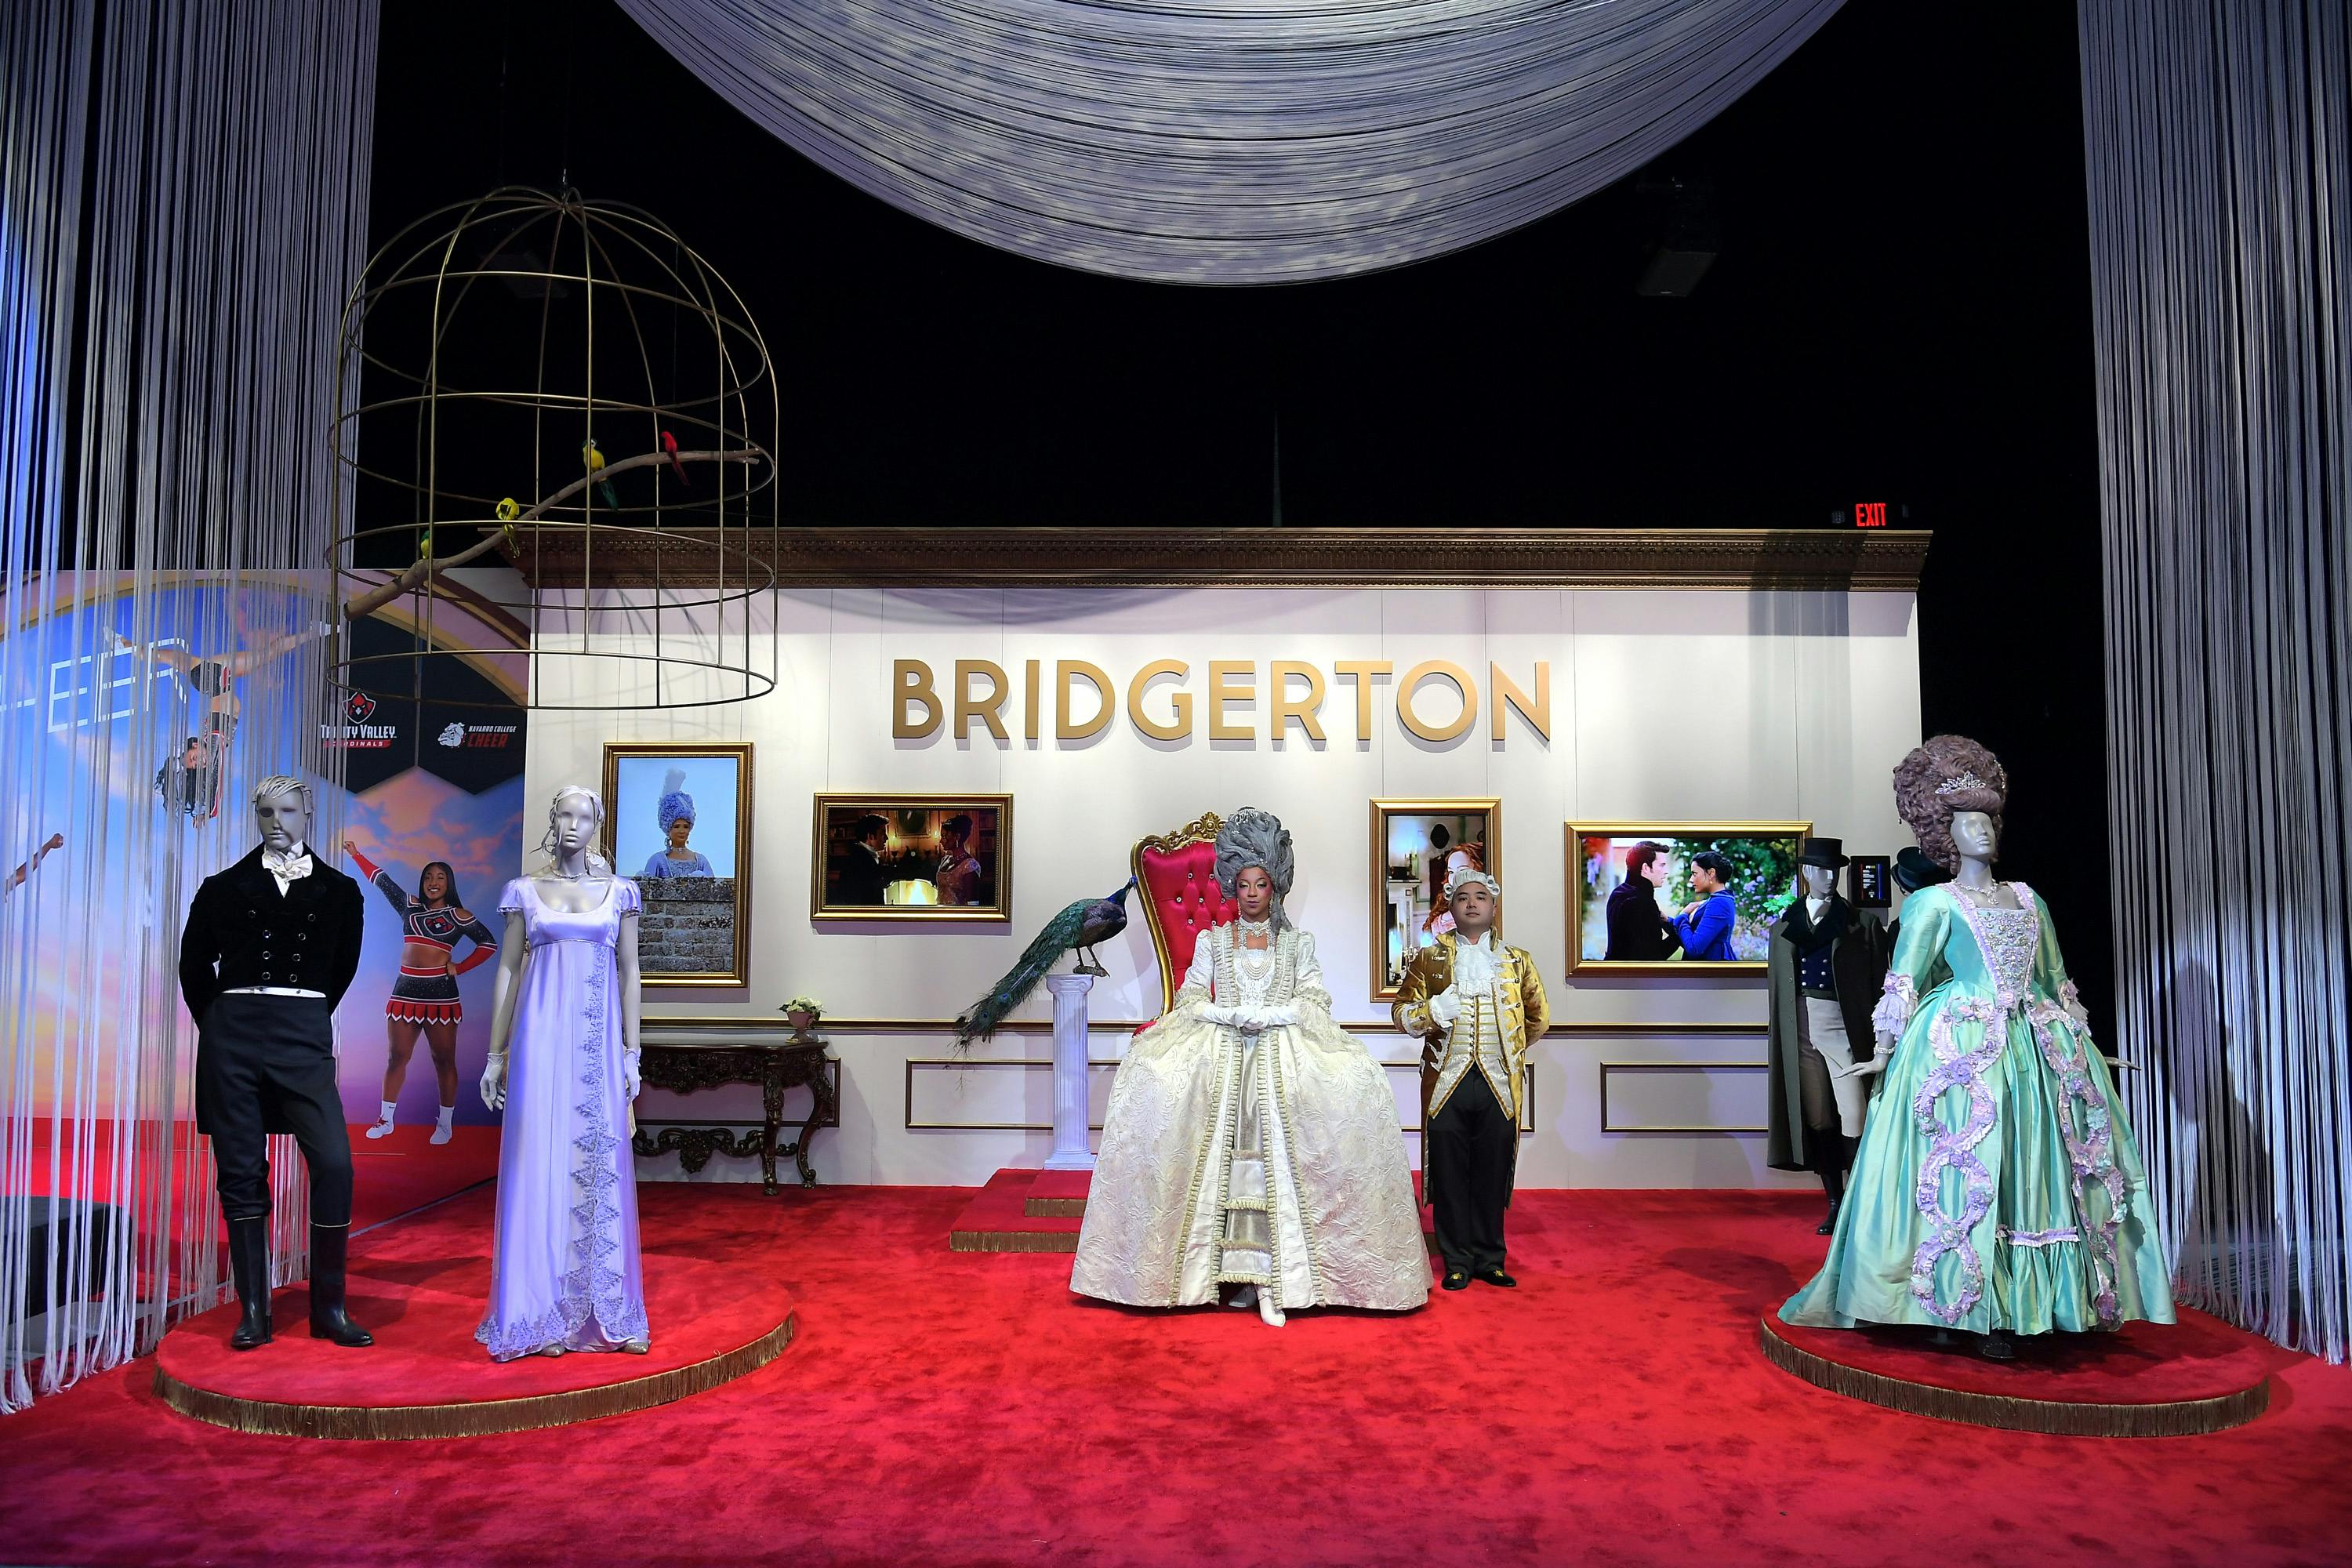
[341,447,764,622]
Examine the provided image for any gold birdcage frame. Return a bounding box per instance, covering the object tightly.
[326,187,779,711]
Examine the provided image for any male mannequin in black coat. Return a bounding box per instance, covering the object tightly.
[178,775,372,1350]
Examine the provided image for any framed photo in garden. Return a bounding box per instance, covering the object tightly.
[1564,822,1810,975]
[603,742,753,987]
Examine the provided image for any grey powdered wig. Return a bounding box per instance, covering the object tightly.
[1214,806,1296,931]
[1892,735,2007,873]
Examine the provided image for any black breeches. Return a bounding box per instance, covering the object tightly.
[1427,1071,1515,1273]
[196,993,353,1226]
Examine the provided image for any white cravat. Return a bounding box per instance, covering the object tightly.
[1806,894,1829,924]
[262,840,314,895]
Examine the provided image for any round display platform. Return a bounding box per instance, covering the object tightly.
[154,1189,795,1440]
[1760,1308,2273,1436]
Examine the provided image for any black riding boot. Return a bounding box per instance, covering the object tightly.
[307,1225,375,1347]
[1813,1133,1848,1236]
[226,1216,273,1350]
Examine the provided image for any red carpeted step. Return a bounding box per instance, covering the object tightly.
[952,1168,1083,1252]
[153,1184,795,1437]
[1023,1168,1092,1217]
[1763,1307,2274,1434]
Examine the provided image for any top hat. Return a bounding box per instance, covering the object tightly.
[1893,845,1951,892]
[1797,837,1848,869]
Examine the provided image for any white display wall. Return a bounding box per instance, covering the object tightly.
[523,584,1922,1189]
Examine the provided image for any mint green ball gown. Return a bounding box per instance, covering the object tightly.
[1780,882,2176,1334]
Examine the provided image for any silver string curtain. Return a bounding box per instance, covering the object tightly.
[2079,0,2350,1362]
[614,0,1845,284]
[0,0,378,1410]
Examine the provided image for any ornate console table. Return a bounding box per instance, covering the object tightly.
[631,1034,838,1194]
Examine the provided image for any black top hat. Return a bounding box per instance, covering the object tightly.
[1797,837,1848,869]
[1893,845,1951,892]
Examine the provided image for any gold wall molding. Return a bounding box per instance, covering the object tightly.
[646,1014,1762,1035]
[903,1055,1535,1134]
[1598,1059,1770,1134]
[510,526,1929,593]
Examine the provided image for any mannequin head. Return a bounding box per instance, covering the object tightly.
[1800,863,1837,898]
[251,776,312,853]
[1949,809,1999,866]
[539,786,611,875]
[1892,734,2009,871]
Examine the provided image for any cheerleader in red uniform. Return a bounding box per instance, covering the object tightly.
[345,841,499,1144]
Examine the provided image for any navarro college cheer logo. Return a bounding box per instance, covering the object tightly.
[437,720,516,750]
[322,689,395,749]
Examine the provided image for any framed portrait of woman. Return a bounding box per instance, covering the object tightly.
[601,742,753,987]
[810,793,1013,921]
[1370,797,1501,1002]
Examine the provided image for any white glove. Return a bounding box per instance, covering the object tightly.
[1428,987,1462,1031]
[1254,1004,1298,1030]
[1200,1004,1240,1029]
[481,1051,509,1110]
[624,1048,642,1101]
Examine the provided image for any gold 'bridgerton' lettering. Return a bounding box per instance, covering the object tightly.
[1127,659,1191,740]
[891,657,1549,748]
[1397,661,1476,743]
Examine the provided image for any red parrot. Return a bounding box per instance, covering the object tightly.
[662,429,691,487]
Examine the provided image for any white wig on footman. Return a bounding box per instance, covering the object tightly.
[1446,866,1501,902]
[1214,806,1296,931]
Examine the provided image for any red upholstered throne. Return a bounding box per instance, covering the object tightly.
[1131,811,1238,1020]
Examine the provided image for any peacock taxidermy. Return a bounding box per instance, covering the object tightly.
[954,877,1134,1048]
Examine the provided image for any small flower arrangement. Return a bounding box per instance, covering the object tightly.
[782,995,824,1036]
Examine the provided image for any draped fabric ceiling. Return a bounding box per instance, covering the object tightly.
[614,0,1845,283]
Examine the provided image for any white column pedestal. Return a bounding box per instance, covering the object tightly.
[1042,971,1096,1171]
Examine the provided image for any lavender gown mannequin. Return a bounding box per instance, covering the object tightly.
[476,786,649,1361]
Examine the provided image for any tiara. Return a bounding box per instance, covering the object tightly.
[1935,771,1994,796]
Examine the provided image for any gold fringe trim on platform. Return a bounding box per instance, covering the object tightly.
[951,1229,1080,1254]
[1022,1197,1089,1218]
[154,1313,796,1441]
[1757,1317,2270,1438]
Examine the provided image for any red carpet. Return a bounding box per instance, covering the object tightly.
[156,1185,789,1407]
[1771,1304,2270,1403]
[2,1185,2348,1566]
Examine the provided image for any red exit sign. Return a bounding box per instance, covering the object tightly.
[1854,502,1889,528]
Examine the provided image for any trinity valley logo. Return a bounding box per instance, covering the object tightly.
[322,688,394,749]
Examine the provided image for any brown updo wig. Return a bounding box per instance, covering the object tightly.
[1892,734,2008,872]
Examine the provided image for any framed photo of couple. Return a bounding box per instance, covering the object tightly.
[1370,797,1500,1002]
[1566,822,1810,975]
[810,793,1013,921]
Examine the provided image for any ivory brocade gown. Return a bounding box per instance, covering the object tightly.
[1071,920,1429,1312]
[1780,882,2176,1334]
[476,877,650,1361]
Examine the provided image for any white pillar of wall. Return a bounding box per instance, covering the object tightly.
[1042,972,1097,1171]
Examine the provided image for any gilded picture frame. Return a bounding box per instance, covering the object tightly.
[1565,821,1812,976]
[1371,797,1502,1002]
[602,742,754,988]
[810,793,1014,923]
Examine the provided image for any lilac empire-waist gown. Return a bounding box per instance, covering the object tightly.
[475,876,649,1361]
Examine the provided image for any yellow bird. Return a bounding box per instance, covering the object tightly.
[581,439,618,508]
